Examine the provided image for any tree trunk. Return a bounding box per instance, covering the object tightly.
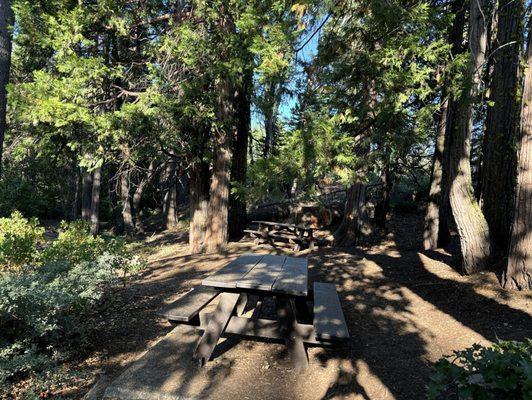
[424,95,452,249]
[132,160,159,233]
[333,183,369,246]
[228,69,251,240]
[204,78,234,253]
[120,169,134,236]
[448,0,491,274]
[0,0,13,178]
[90,166,102,235]
[503,20,531,290]
[263,84,279,158]
[81,169,92,221]
[481,0,524,256]
[374,167,394,229]
[165,160,179,230]
[189,158,210,254]
[423,0,466,250]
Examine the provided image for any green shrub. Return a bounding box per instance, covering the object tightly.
[42,220,146,280]
[0,211,44,270]
[428,340,532,400]
[0,259,117,384]
[0,215,146,388]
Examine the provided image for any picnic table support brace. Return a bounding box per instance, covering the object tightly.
[193,292,241,366]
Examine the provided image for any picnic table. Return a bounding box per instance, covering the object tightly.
[244,220,317,251]
[158,254,349,371]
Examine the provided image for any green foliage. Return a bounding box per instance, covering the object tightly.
[0,212,44,270]
[0,214,146,387]
[0,260,116,385]
[428,340,532,400]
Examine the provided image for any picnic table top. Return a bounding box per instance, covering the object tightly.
[252,220,317,231]
[202,254,308,297]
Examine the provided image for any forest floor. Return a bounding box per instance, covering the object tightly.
[10,210,532,399]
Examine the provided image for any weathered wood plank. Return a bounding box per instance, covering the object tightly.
[157,286,219,323]
[236,254,286,291]
[313,282,350,341]
[193,292,241,366]
[272,256,308,297]
[202,254,265,289]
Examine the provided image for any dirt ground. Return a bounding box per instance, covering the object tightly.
[14,211,532,399]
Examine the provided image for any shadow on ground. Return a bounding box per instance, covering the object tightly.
[77,212,531,400]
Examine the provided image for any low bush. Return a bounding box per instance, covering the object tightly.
[0,211,44,270]
[0,213,145,388]
[428,340,532,399]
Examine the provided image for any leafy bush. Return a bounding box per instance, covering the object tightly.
[42,220,146,280]
[428,340,532,400]
[0,259,116,384]
[0,213,146,387]
[0,211,44,270]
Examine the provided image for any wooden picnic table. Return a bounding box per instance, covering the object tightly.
[158,254,349,371]
[246,220,316,251]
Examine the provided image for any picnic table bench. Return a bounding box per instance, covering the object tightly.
[244,220,317,251]
[158,254,349,371]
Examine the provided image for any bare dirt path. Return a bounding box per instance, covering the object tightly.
[54,213,531,399]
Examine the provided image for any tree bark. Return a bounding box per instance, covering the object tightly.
[374,167,394,229]
[90,166,102,235]
[204,77,234,253]
[189,157,210,254]
[448,0,491,274]
[0,0,13,178]
[503,20,531,290]
[424,95,452,249]
[132,160,160,233]
[333,183,370,246]
[81,169,92,221]
[263,82,280,157]
[165,160,179,229]
[120,169,134,235]
[481,0,524,256]
[423,0,466,250]
[228,69,251,240]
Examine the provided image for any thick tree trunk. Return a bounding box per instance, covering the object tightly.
[81,169,92,221]
[228,70,251,240]
[481,0,524,256]
[0,0,12,178]
[120,169,134,235]
[423,0,466,250]
[424,95,452,249]
[189,158,210,254]
[333,183,369,246]
[165,160,179,230]
[204,79,234,253]
[503,21,531,290]
[90,167,102,235]
[448,0,491,274]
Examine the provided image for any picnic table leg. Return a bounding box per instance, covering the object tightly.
[274,297,308,371]
[236,293,248,316]
[193,292,241,366]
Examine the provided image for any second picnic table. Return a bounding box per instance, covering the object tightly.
[245,220,316,251]
[158,254,349,371]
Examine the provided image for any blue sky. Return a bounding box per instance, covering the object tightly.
[251,29,320,130]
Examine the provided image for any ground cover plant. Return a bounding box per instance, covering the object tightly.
[0,213,145,390]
